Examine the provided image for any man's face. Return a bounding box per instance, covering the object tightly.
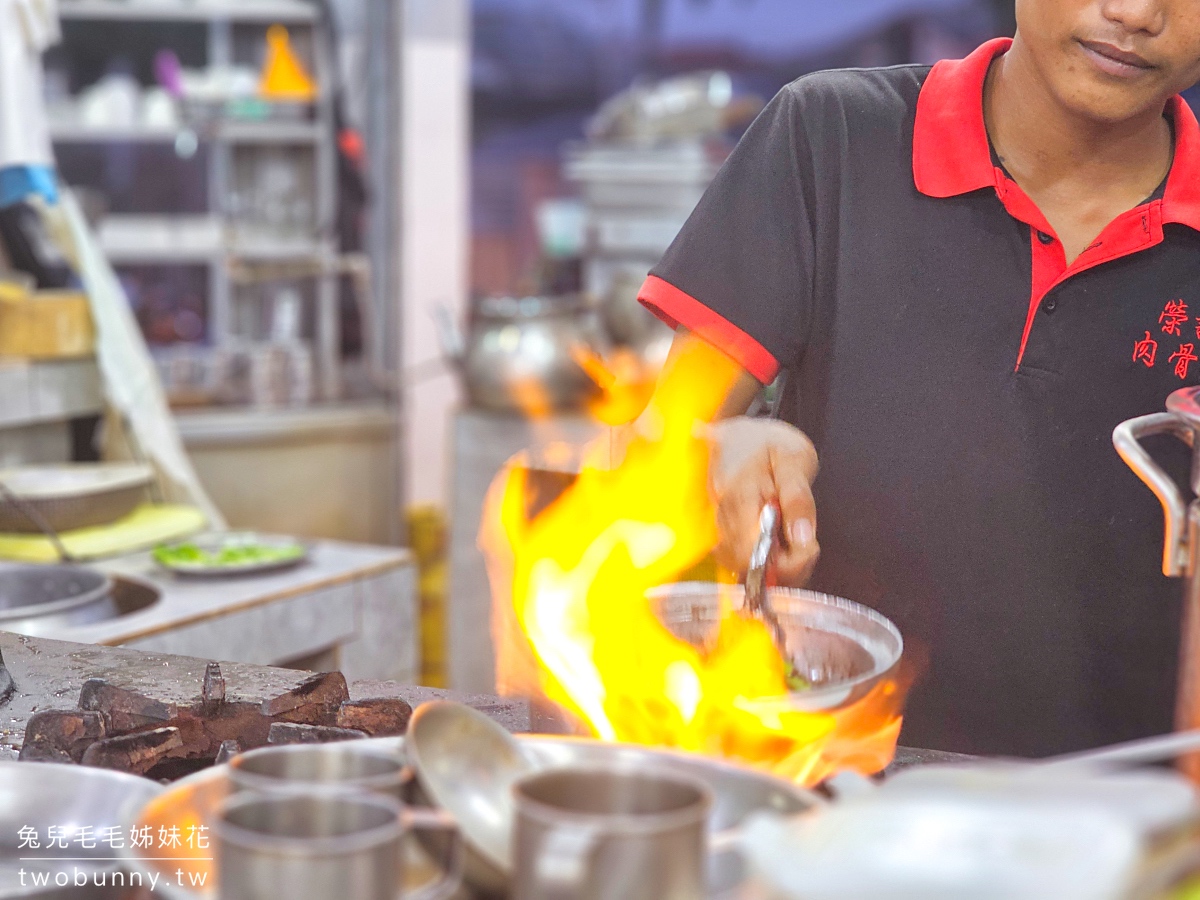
[1015,0,1200,121]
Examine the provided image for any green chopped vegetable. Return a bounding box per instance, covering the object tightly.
[785,662,812,692]
[154,540,305,569]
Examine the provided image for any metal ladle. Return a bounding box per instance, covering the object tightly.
[744,503,791,661]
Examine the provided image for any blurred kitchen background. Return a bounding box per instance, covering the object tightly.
[1,0,1072,692]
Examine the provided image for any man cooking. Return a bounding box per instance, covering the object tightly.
[638,0,1200,756]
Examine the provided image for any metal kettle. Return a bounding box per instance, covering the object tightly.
[436,295,608,414]
[1114,386,1200,775]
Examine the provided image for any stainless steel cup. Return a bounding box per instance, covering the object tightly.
[215,792,462,900]
[512,767,712,900]
[228,743,412,801]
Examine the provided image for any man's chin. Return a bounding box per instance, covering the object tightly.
[1054,80,1172,126]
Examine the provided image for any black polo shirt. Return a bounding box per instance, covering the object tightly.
[639,38,1200,757]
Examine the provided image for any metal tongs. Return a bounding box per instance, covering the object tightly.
[744,503,790,658]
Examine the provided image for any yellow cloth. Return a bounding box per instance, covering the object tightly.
[0,503,206,562]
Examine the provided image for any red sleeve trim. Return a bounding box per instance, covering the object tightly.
[638,275,780,384]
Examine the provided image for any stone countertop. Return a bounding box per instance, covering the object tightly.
[41,538,413,646]
[0,631,530,761]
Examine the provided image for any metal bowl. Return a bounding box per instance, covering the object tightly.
[650,583,904,711]
[0,563,116,636]
[0,465,152,534]
[0,761,161,899]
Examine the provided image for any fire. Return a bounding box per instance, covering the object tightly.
[489,339,903,785]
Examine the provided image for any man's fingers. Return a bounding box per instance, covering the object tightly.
[709,418,821,584]
[773,469,820,585]
[714,469,772,573]
[771,443,818,547]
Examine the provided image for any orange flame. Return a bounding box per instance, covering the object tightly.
[490,339,903,785]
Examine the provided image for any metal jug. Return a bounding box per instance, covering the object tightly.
[1114,386,1200,776]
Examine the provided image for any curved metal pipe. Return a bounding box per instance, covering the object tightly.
[1113,413,1195,577]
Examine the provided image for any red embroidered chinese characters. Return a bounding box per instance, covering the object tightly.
[1161,300,1189,336]
[1134,331,1159,368]
[1171,343,1199,380]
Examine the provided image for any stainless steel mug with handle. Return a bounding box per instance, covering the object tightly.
[215,791,463,900]
[512,766,712,900]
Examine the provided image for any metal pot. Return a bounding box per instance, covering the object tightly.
[0,563,116,636]
[437,296,608,414]
[1114,386,1200,779]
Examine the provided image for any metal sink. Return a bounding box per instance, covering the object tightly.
[0,570,160,637]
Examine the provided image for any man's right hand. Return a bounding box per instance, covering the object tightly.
[709,417,820,585]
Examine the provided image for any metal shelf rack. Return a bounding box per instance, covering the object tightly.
[51,0,343,401]
[57,0,317,24]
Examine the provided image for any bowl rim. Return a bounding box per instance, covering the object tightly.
[646,582,904,705]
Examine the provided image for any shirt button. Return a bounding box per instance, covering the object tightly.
[1037,231,1055,245]
[1042,296,1058,314]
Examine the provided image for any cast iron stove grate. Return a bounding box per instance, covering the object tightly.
[16,662,411,781]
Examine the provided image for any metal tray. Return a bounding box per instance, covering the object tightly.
[121,735,818,900]
[152,533,309,578]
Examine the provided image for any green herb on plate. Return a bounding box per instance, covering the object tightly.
[154,540,305,569]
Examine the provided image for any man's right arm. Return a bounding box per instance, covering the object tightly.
[654,329,821,585]
[631,82,825,584]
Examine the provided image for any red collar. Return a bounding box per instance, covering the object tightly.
[913,37,1200,233]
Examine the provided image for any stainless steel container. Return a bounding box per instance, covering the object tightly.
[512,767,710,900]
[215,792,461,900]
[1115,386,1200,780]
[228,743,412,801]
[215,793,403,900]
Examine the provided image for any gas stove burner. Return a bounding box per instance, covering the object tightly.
[17,665,412,780]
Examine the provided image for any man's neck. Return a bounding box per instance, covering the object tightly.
[984,38,1173,262]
